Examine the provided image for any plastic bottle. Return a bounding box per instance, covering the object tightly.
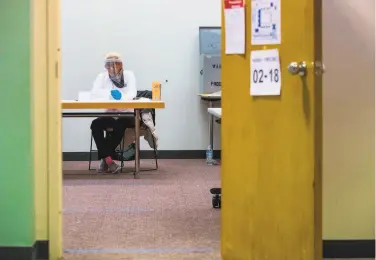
[206,145,213,165]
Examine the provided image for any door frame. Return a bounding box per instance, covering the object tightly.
[31,0,62,259]
[47,0,63,257]
[34,0,323,259]
[31,0,49,244]
[47,0,63,258]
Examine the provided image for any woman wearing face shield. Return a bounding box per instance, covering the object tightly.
[90,52,138,173]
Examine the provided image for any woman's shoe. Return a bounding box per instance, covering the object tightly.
[108,161,121,174]
[96,159,108,173]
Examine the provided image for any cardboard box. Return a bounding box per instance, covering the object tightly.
[152,82,161,101]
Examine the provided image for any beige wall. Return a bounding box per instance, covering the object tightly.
[323,0,375,239]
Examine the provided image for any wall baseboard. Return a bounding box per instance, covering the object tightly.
[35,240,48,260]
[0,240,50,260]
[2,239,371,259]
[63,150,222,161]
[0,242,36,260]
[323,239,375,258]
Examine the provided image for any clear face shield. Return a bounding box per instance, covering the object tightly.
[104,58,123,82]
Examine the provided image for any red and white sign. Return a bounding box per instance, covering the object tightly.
[224,0,245,9]
[224,0,245,54]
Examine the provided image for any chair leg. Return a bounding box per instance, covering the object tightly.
[89,132,93,170]
[120,137,125,172]
[133,128,137,172]
[152,136,158,170]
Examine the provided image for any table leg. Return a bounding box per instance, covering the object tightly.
[134,109,141,179]
[209,101,214,150]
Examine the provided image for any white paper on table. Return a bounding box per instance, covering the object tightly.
[250,49,281,96]
[224,2,245,54]
[78,91,91,101]
[251,0,281,45]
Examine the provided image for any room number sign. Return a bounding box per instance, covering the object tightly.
[250,49,281,96]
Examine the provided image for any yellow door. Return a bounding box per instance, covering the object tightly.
[221,0,322,259]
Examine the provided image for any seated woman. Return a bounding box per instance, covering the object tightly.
[90,52,138,173]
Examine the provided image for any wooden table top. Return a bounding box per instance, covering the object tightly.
[62,100,165,109]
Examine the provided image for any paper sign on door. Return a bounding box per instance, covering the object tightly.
[251,0,281,45]
[224,0,245,54]
[250,49,281,96]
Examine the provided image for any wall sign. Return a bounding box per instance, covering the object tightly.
[201,55,221,94]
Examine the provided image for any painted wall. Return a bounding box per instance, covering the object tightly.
[61,0,221,152]
[322,0,375,239]
[0,0,35,246]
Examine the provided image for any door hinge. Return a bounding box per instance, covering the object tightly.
[315,61,325,76]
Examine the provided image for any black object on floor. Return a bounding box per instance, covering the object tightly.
[210,188,221,209]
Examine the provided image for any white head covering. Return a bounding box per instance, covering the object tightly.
[104,52,122,63]
[104,52,125,87]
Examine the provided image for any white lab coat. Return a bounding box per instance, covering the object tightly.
[90,69,137,112]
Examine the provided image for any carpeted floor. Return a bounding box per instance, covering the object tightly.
[62,160,371,260]
[63,159,221,260]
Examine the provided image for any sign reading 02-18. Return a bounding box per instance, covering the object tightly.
[250,49,282,96]
[252,68,280,83]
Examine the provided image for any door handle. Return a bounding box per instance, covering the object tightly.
[288,61,307,76]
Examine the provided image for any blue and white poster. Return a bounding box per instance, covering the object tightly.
[251,0,281,45]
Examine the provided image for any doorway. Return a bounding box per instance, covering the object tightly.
[36,0,328,259]
[38,0,222,259]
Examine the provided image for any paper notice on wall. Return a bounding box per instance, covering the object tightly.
[250,49,281,96]
[224,0,245,54]
[251,0,281,45]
